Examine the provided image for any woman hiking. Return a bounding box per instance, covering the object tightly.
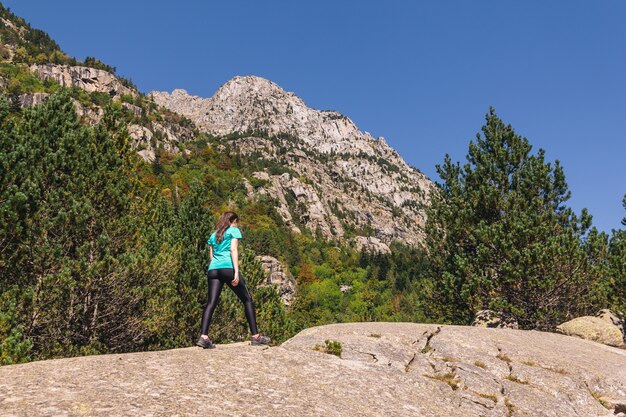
[197,211,271,348]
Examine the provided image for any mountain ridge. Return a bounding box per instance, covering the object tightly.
[1,1,432,248]
[151,76,432,247]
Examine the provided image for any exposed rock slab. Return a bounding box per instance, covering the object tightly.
[18,92,50,107]
[1,323,624,416]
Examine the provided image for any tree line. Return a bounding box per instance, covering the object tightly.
[0,92,624,365]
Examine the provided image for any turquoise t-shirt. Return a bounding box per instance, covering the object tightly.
[207,226,243,270]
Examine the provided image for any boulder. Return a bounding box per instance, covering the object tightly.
[128,124,153,149]
[137,148,155,162]
[557,316,624,347]
[71,99,103,125]
[595,309,625,341]
[122,102,142,118]
[471,309,519,329]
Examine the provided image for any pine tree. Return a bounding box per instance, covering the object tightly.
[423,108,607,329]
[0,91,173,359]
[606,195,626,312]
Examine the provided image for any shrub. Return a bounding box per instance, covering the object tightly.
[313,339,342,357]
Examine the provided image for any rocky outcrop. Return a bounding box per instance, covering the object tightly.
[1,322,624,416]
[472,309,519,329]
[72,99,103,125]
[30,64,135,98]
[349,236,391,254]
[557,316,624,347]
[18,93,103,125]
[242,149,423,245]
[151,77,432,247]
[125,116,196,161]
[18,92,49,107]
[255,255,297,305]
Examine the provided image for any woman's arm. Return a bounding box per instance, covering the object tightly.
[209,245,213,262]
[230,238,239,286]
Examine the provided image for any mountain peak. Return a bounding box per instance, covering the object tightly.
[211,75,295,104]
[220,75,282,90]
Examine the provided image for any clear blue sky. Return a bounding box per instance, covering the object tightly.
[4,0,625,233]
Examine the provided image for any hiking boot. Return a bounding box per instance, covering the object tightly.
[196,336,215,349]
[251,334,271,346]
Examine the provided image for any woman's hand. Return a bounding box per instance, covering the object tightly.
[232,271,239,286]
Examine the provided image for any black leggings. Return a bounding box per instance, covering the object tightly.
[200,268,258,336]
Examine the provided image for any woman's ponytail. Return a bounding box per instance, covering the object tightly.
[215,211,238,243]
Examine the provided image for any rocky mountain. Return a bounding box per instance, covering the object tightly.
[2,4,432,249]
[2,322,625,416]
[151,78,432,248]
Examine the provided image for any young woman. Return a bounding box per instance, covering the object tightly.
[197,211,271,348]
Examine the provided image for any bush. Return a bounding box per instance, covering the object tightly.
[313,339,342,357]
[0,291,33,365]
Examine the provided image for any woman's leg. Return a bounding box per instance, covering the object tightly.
[224,271,259,335]
[200,270,225,336]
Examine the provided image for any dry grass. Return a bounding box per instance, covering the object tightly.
[522,360,568,375]
[506,374,529,384]
[474,360,487,369]
[477,392,498,403]
[591,391,611,409]
[496,353,512,363]
[505,397,515,417]
[425,372,461,390]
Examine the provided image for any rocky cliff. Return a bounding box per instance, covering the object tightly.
[29,64,135,98]
[151,78,432,246]
[1,322,624,416]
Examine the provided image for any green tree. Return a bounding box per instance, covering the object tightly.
[0,91,172,359]
[606,195,626,312]
[0,290,33,364]
[423,108,607,329]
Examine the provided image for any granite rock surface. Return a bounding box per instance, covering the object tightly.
[1,322,624,417]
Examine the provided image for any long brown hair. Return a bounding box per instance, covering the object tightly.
[215,211,238,243]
